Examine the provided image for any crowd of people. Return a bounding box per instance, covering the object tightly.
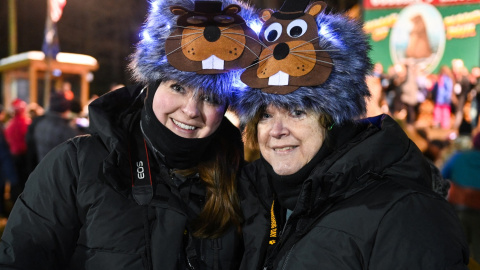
[0,83,93,220]
[366,59,480,137]
[0,0,478,269]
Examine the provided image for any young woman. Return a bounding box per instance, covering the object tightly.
[0,0,261,269]
[234,1,469,269]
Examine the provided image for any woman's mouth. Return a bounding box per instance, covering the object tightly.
[172,118,196,130]
[273,146,297,152]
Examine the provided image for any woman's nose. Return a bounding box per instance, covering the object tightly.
[269,118,289,138]
[182,97,201,118]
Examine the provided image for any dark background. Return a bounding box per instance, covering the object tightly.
[0,0,358,98]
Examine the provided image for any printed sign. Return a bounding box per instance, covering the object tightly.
[364,2,480,73]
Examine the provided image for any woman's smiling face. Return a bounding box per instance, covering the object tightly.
[152,81,226,138]
[257,105,325,175]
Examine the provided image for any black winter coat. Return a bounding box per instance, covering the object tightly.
[239,114,469,270]
[0,85,243,270]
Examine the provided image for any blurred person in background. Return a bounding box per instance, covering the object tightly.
[470,67,480,133]
[61,81,75,102]
[432,65,455,130]
[0,106,18,218]
[32,91,82,162]
[0,105,9,129]
[399,60,420,125]
[69,98,90,134]
[3,99,31,201]
[389,63,408,117]
[0,132,17,218]
[366,63,387,117]
[24,103,45,178]
[452,60,472,132]
[442,132,480,265]
[27,103,45,120]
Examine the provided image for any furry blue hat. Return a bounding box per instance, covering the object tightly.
[234,0,372,124]
[129,0,262,104]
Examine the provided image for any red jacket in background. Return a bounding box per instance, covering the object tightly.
[4,114,31,155]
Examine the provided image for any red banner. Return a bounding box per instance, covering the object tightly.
[364,0,480,9]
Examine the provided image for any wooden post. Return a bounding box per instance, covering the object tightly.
[44,58,52,109]
[80,72,89,107]
[3,73,12,110]
[8,0,18,56]
[43,0,52,109]
[29,65,38,105]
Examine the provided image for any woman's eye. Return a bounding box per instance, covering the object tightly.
[171,84,185,93]
[201,95,221,106]
[261,112,272,119]
[291,109,306,117]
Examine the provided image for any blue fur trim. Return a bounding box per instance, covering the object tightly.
[129,0,260,104]
[233,12,373,124]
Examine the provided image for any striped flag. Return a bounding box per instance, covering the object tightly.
[42,0,67,59]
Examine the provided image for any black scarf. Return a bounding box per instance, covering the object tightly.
[263,119,372,210]
[140,83,218,170]
[263,143,331,211]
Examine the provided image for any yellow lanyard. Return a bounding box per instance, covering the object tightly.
[269,201,277,245]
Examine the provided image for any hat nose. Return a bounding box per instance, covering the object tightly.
[204,25,221,42]
[273,43,290,60]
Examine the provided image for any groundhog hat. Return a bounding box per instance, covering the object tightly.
[234,0,372,124]
[129,0,262,104]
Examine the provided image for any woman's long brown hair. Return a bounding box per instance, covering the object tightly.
[176,123,244,239]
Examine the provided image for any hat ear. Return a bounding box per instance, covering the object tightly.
[306,1,326,16]
[170,6,189,16]
[259,9,273,22]
[224,4,241,15]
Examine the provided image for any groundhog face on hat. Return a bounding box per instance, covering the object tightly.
[165,1,261,74]
[241,1,332,94]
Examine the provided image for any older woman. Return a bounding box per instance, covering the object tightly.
[234,0,469,269]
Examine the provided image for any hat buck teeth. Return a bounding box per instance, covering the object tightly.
[202,55,225,70]
[268,71,289,86]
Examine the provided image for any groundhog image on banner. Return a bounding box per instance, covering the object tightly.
[405,14,432,59]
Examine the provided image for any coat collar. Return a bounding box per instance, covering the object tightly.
[88,85,146,198]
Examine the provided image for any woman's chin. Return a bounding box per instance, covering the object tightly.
[272,165,301,176]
